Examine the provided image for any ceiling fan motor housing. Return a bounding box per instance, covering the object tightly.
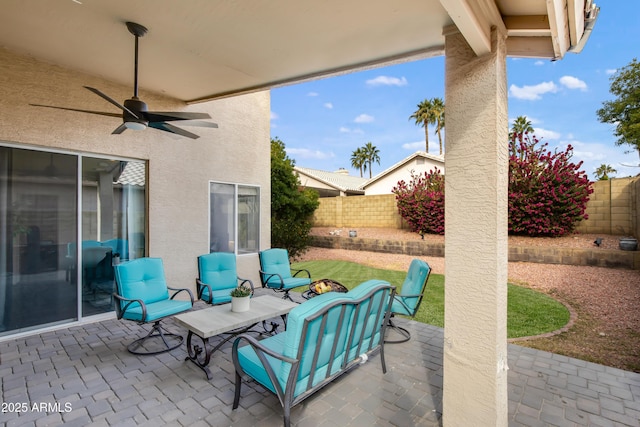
[123,98,149,129]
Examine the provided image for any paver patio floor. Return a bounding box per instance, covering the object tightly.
[1,289,639,426]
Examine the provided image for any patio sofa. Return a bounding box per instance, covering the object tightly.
[232,279,396,427]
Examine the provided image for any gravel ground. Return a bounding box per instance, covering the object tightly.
[301,227,640,372]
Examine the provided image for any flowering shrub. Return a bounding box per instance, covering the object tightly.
[508,133,592,236]
[392,168,445,235]
[393,134,592,237]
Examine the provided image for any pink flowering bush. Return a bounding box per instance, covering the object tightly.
[508,133,592,236]
[392,168,445,235]
[393,134,592,237]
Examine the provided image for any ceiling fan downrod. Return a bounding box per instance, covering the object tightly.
[126,22,147,99]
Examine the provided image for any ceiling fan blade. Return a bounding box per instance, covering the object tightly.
[149,122,200,139]
[30,104,122,118]
[144,111,211,122]
[84,86,139,119]
[171,120,219,128]
[112,123,128,135]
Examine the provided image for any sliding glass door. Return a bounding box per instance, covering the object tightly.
[0,145,146,336]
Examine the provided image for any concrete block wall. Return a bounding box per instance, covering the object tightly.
[314,178,639,238]
[575,178,637,236]
[312,194,403,228]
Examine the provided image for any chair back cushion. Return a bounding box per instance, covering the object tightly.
[198,253,237,303]
[199,252,238,290]
[114,258,169,306]
[396,259,430,315]
[259,249,292,283]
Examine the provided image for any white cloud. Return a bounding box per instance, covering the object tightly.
[354,113,374,123]
[366,76,408,87]
[307,92,319,97]
[559,75,588,91]
[324,102,333,109]
[606,69,617,75]
[402,141,424,151]
[509,81,558,100]
[339,126,364,134]
[270,111,278,120]
[286,147,335,160]
[534,60,545,66]
[534,127,561,140]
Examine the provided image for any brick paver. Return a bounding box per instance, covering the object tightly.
[1,289,639,426]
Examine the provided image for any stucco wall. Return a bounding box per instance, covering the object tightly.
[315,179,639,237]
[0,47,271,289]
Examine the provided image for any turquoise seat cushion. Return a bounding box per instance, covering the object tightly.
[199,287,232,305]
[390,298,414,315]
[236,333,287,394]
[266,276,310,290]
[121,299,192,322]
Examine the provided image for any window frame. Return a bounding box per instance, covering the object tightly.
[208,180,260,256]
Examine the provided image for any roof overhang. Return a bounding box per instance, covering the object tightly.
[0,0,598,103]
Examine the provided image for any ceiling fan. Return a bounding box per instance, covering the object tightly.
[31,21,218,139]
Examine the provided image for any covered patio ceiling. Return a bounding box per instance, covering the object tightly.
[0,0,598,103]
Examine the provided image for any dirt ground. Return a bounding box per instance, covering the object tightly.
[301,228,640,373]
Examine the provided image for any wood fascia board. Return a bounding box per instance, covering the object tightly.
[506,36,555,58]
[439,0,503,56]
[546,0,571,59]
[567,0,585,47]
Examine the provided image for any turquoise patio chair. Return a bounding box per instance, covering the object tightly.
[385,258,431,343]
[196,252,254,305]
[258,248,311,301]
[113,257,194,355]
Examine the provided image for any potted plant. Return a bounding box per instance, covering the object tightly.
[230,284,252,312]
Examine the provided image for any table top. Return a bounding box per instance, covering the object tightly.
[173,295,298,339]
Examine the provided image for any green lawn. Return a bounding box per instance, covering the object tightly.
[292,260,570,339]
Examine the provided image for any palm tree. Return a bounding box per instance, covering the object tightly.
[363,142,380,179]
[510,116,534,137]
[594,164,617,181]
[409,99,434,153]
[431,97,445,155]
[350,147,367,177]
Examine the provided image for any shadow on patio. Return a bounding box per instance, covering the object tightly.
[1,289,639,426]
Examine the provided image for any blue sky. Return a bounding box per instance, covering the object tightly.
[270,1,639,180]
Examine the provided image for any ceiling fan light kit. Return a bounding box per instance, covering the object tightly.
[31,21,217,139]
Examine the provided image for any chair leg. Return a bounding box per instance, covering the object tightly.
[384,317,411,344]
[128,320,183,355]
[233,371,242,409]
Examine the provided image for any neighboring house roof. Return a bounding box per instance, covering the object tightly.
[115,161,146,187]
[295,166,367,196]
[361,151,444,189]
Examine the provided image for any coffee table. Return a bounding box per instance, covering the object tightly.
[174,295,298,379]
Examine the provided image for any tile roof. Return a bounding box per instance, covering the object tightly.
[295,166,367,193]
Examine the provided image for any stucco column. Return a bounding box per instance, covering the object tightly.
[442,26,509,426]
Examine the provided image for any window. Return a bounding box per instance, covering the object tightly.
[210,182,259,254]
